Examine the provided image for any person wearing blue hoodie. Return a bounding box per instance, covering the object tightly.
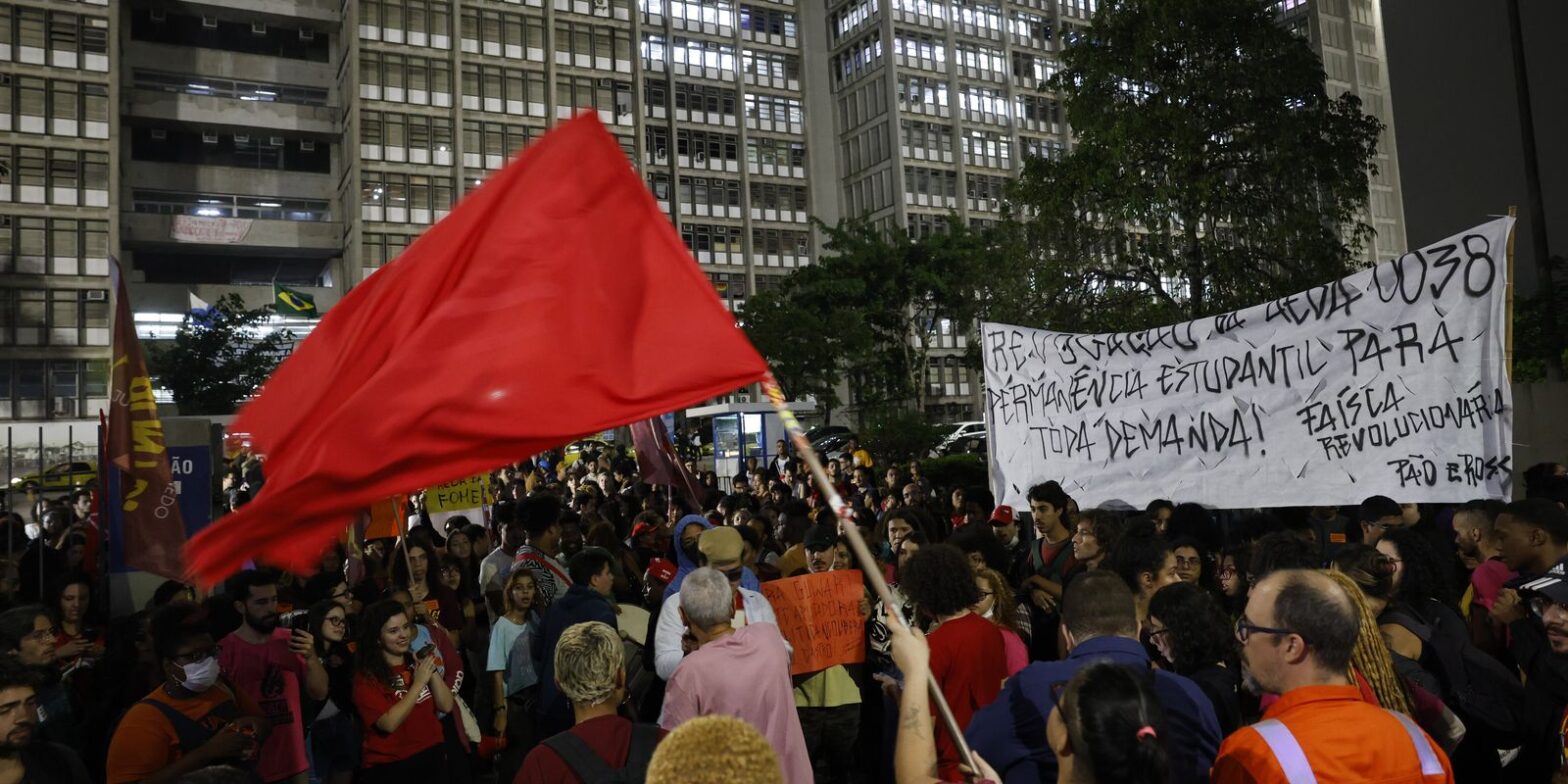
[654,524,785,681]
[663,515,763,600]
[533,548,619,739]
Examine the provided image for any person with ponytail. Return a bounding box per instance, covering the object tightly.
[1046,662,1171,784]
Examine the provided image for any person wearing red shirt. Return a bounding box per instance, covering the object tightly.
[518,620,664,782]
[351,599,455,784]
[899,544,1008,782]
[1213,569,1453,784]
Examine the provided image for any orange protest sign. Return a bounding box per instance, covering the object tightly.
[759,570,867,676]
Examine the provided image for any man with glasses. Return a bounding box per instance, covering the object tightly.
[107,601,271,784]
[966,570,1220,784]
[1358,495,1406,546]
[1214,569,1454,783]
[0,605,72,745]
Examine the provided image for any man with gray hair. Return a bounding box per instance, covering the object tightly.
[661,568,812,784]
[519,621,665,783]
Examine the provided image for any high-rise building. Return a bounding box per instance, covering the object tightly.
[0,0,825,421]
[0,0,1404,424]
[0,0,115,421]
[1275,0,1406,261]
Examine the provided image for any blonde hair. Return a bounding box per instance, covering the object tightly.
[1322,568,1412,715]
[502,568,538,615]
[647,716,783,784]
[976,567,1020,633]
[553,621,623,706]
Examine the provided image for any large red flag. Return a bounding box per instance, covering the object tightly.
[184,113,770,583]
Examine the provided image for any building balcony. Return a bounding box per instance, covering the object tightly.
[123,87,338,136]
[124,40,335,91]
[121,212,343,252]
[176,0,343,24]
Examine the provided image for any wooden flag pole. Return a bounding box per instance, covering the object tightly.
[761,375,981,779]
[1506,206,1517,381]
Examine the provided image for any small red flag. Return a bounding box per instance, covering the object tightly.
[183,113,769,583]
[107,259,187,579]
[630,416,705,510]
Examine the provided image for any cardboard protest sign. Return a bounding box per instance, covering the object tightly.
[426,474,490,514]
[760,570,867,676]
[983,218,1515,510]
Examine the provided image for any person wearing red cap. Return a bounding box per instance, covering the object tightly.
[989,505,1030,585]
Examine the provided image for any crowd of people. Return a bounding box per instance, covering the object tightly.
[2,440,1568,783]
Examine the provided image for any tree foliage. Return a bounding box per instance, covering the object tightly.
[1008,0,1385,329]
[743,217,994,415]
[148,294,292,415]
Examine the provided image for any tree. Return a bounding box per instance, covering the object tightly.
[148,294,293,415]
[742,217,994,417]
[1009,0,1385,328]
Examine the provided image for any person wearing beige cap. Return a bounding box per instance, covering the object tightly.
[652,527,787,681]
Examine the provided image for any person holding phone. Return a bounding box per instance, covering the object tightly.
[352,600,455,783]
[218,570,328,784]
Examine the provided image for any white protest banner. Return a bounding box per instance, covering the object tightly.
[983,218,1514,510]
[171,215,252,244]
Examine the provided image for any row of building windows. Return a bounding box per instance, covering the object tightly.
[0,146,108,207]
[461,120,533,169]
[834,32,881,86]
[831,0,878,43]
[744,94,803,126]
[459,63,547,115]
[0,217,109,277]
[361,0,453,47]
[359,52,455,107]
[361,112,456,165]
[743,49,799,82]
[131,190,332,222]
[842,124,891,175]
[903,119,952,156]
[0,360,108,420]
[647,0,797,37]
[555,21,633,65]
[133,70,329,107]
[844,168,894,219]
[0,74,109,139]
[905,165,957,198]
[131,128,332,174]
[645,82,738,117]
[0,5,109,71]
[838,79,889,131]
[681,222,745,253]
[129,8,328,63]
[0,289,108,348]
[458,6,542,59]
[361,172,456,225]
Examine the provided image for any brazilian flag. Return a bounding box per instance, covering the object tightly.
[274,284,318,316]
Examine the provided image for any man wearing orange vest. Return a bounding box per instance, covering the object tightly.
[1213,569,1454,784]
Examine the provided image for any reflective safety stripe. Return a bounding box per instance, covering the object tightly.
[1252,720,1317,784]
[1390,710,1446,776]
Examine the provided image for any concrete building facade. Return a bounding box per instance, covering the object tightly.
[0,0,1406,423]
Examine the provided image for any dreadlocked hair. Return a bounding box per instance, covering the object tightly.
[1322,568,1412,716]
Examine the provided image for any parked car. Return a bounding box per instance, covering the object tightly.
[938,432,987,457]
[931,421,985,456]
[9,461,97,492]
[804,425,851,445]
[563,438,611,466]
[812,432,858,462]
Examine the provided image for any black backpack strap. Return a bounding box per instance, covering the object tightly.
[137,698,221,754]
[544,731,618,782]
[621,723,662,779]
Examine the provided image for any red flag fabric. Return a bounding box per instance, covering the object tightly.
[106,259,187,579]
[629,416,705,510]
[183,113,770,583]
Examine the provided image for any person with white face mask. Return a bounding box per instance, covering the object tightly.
[106,602,271,784]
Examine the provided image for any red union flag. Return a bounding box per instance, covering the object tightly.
[106,259,187,580]
[183,113,770,583]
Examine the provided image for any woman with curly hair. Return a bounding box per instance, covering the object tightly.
[973,567,1028,675]
[898,544,1009,781]
[1146,582,1242,734]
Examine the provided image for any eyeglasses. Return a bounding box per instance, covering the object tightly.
[325,616,347,627]
[1174,557,1201,569]
[1531,596,1568,618]
[977,590,994,599]
[1234,616,1297,644]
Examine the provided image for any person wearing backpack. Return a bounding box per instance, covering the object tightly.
[518,621,664,783]
[106,602,271,784]
[1376,530,1525,781]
